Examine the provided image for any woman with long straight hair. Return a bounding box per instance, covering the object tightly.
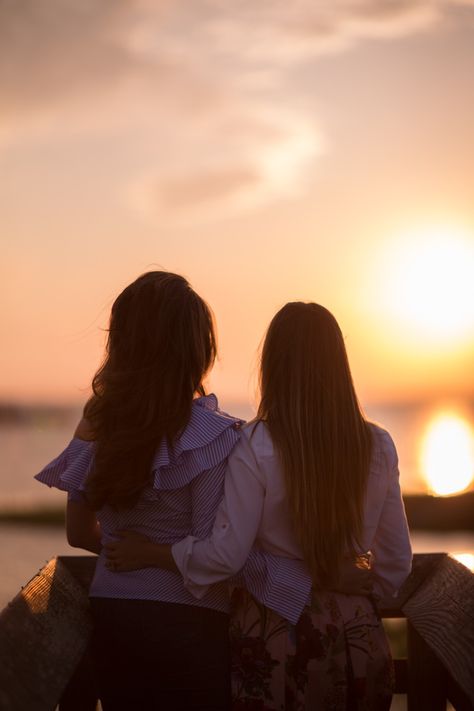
[108,301,412,709]
[35,271,244,710]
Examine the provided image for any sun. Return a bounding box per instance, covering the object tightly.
[420,412,474,496]
[381,224,474,345]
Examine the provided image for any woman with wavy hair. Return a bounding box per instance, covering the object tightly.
[108,302,412,710]
[35,271,243,710]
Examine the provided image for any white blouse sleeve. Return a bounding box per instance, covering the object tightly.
[171,431,265,598]
[371,437,412,598]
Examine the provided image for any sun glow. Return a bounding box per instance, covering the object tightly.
[381,224,474,346]
[420,412,474,496]
[451,553,474,572]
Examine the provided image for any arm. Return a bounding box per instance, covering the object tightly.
[105,531,176,572]
[371,442,412,598]
[106,459,230,574]
[66,497,102,554]
[173,438,373,595]
[105,434,264,581]
[67,417,102,553]
[172,434,265,591]
[106,434,373,597]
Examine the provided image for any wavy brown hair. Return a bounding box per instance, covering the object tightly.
[257,302,372,589]
[84,271,217,510]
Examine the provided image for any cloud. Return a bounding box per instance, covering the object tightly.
[130,0,446,69]
[0,0,466,115]
[0,0,470,219]
[159,169,261,209]
[1,0,455,119]
[0,1,135,114]
[128,106,324,222]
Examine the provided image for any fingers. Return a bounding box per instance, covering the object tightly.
[107,529,137,540]
[104,544,118,560]
[105,560,125,572]
[105,559,137,573]
[105,558,130,573]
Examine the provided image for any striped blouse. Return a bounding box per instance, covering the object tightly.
[34,395,312,621]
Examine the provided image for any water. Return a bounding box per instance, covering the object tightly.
[0,524,76,608]
[0,410,80,509]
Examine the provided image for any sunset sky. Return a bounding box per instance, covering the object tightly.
[1,0,473,409]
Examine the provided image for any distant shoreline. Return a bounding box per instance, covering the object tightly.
[0,403,80,427]
[0,507,65,526]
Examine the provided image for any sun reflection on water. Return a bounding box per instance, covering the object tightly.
[420,411,474,496]
[451,552,474,572]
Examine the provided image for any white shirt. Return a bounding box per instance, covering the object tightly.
[172,420,412,602]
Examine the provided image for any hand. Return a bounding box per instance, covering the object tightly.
[332,556,374,596]
[105,530,154,572]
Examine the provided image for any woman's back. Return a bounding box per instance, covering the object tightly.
[34,270,239,710]
[226,419,411,598]
[36,394,241,610]
[175,418,411,601]
[170,300,412,709]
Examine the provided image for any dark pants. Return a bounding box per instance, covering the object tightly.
[89,597,230,711]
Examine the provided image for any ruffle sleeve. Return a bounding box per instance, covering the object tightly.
[34,394,243,498]
[34,437,95,497]
[149,394,242,491]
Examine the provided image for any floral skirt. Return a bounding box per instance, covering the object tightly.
[229,588,393,711]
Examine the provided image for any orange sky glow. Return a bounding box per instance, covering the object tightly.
[1,0,473,410]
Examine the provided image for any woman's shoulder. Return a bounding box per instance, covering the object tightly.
[240,419,276,458]
[225,420,280,487]
[367,421,398,473]
[186,393,242,430]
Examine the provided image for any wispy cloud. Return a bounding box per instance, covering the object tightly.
[0,0,469,219]
[0,0,464,116]
[129,107,323,222]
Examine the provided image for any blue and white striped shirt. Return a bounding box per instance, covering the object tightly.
[35,395,312,622]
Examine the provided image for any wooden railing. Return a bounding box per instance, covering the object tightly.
[0,553,473,710]
[379,553,474,710]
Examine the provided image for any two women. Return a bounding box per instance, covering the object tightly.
[36,271,411,710]
[107,301,412,709]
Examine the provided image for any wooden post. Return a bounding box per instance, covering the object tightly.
[406,622,446,710]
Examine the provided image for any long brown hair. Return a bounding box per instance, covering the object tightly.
[257,302,372,588]
[84,271,217,510]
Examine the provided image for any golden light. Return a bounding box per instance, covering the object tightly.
[380,224,474,346]
[420,413,474,496]
[451,553,474,572]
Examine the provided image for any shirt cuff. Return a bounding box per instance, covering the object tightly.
[171,537,210,600]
